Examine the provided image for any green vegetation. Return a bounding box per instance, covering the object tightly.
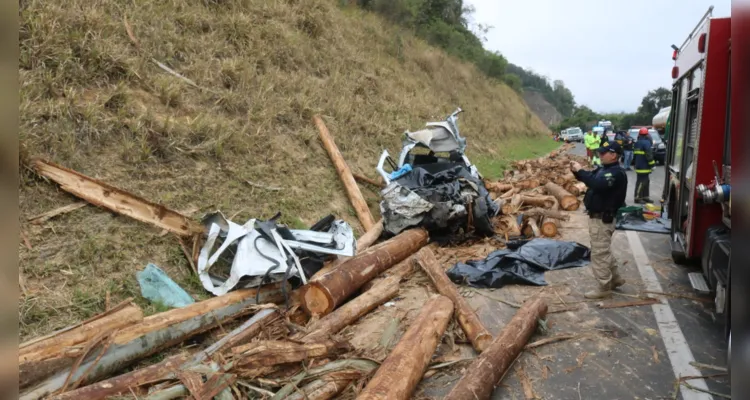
[506,64,576,117]
[471,135,561,179]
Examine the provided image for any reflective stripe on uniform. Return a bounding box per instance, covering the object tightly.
[635,169,652,174]
[633,150,646,155]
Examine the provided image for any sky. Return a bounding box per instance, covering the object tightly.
[464,0,731,113]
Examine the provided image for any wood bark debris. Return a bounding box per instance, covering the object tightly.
[352,172,385,188]
[416,247,492,352]
[444,297,548,400]
[27,202,87,224]
[313,115,375,231]
[596,298,660,309]
[231,339,352,370]
[301,228,428,315]
[32,159,204,237]
[522,217,541,238]
[358,295,454,400]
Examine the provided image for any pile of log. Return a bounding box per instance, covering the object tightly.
[20,231,548,400]
[486,143,588,239]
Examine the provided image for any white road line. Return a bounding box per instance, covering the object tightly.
[625,230,712,400]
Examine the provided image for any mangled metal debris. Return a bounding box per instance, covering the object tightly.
[376,108,498,238]
[198,212,356,296]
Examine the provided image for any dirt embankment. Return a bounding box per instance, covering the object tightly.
[18,0,552,339]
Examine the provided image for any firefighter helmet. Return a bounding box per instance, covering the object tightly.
[639,127,649,135]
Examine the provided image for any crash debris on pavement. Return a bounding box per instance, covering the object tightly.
[21,113,600,399]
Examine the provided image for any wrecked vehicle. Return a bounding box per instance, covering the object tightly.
[376,108,498,238]
[198,212,355,299]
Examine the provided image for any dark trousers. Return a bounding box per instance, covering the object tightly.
[635,173,650,200]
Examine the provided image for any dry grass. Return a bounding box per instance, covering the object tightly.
[18,0,553,340]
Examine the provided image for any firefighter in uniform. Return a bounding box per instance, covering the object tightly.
[633,127,655,203]
[570,141,627,299]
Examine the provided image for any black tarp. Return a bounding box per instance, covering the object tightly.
[615,206,671,234]
[446,238,591,288]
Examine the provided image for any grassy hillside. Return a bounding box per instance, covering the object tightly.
[18,0,555,339]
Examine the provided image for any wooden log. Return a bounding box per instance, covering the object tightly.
[357,295,454,400]
[191,308,279,364]
[300,275,400,343]
[27,202,87,224]
[20,301,144,389]
[522,207,570,221]
[415,248,492,352]
[31,159,204,237]
[301,228,429,315]
[515,179,540,190]
[539,217,558,237]
[359,256,416,292]
[231,339,351,370]
[544,182,579,211]
[312,219,384,279]
[352,173,384,188]
[573,182,587,195]
[485,182,513,193]
[443,297,548,400]
[314,115,375,231]
[286,370,367,400]
[21,285,284,400]
[519,195,556,209]
[563,182,581,196]
[499,187,519,199]
[497,215,521,237]
[522,217,541,238]
[50,354,190,400]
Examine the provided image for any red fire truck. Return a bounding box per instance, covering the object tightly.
[662,6,733,353]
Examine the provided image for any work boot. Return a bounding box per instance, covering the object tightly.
[642,198,654,204]
[584,288,612,299]
[634,198,645,204]
[612,276,626,289]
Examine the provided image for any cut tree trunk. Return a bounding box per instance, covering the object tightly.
[314,115,375,231]
[299,274,400,343]
[312,219,384,279]
[443,297,548,400]
[359,256,416,292]
[21,285,284,400]
[544,182,579,211]
[301,228,429,315]
[519,195,557,209]
[522,217,541,238]
[497,215,521,237]
[49,354,190,400]
[231,339,352,370]
[573,182,587,195]
[415,248,492,352]
[539,217,559,237]
[32,159,204,237]
[20,300,144,389]
[515,179,540,190]
[357,295,454,400]
[500,187,520,199]
[486,182,513,193]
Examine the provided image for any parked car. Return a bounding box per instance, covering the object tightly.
[627,128,666,165]
[561,127,584,143]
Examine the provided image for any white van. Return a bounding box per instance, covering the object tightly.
[561,127,584,143]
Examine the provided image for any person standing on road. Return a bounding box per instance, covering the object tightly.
[633,127,655,203]
[570,141,628,299]
[621,133,634,171]
[584,130,597,161]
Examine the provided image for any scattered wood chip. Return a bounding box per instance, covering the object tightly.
[123,15,140,49]
[525,334,578,349]
[246,180,283,191]
[27,202,87,224]
[596,298,659,309]
[516,365,536,400]
[689,361,728,372]
[20,230,32,250]
[651,345,660,364]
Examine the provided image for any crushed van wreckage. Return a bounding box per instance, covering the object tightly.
[376,108,498,238]
[198,212,356,296]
